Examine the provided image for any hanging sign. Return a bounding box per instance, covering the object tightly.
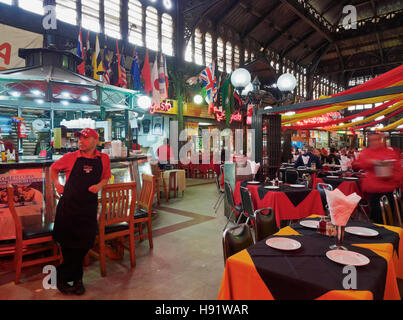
[150,100,172,114]
[230,111,242,123]
[17,122,27,138]
[295,112,341,126]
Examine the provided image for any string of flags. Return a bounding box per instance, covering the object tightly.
[75,28,169,103]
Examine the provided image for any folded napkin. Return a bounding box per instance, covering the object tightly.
[325,188,361,226]
[340,156,352,171]
[247,160,260,175]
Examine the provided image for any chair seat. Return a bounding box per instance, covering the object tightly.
[134,208,149,219]
[23,222,54,240]
[101,222,129,235]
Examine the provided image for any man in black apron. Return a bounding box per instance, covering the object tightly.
[51,128,111,295]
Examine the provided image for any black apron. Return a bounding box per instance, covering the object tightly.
[53,156,103,249]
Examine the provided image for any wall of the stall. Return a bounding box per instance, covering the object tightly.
[137,114,171,158]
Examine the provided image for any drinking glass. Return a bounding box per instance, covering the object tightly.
[329,226,347,250]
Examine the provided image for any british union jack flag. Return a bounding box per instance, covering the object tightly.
[199,61,217,105]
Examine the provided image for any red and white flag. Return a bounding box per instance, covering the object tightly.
[159,54,168,99]
[151,54,160,107]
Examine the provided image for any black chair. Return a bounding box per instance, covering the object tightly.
[222,223,254,265]
[239,187,272,226]
[285,169,299,184]
[393,189,402,227]
[316,183,333,214]
[213,172,225,214]
[380,195,399,226]
[255,210,278,242]
[223,182,243,230]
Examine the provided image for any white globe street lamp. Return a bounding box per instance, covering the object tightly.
[231,68,251,89]
[138,95,151,109]
[193,94,203,104]
[277,73,297,92]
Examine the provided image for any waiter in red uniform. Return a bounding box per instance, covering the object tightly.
[51,128,111,295]
[353,133,402,223]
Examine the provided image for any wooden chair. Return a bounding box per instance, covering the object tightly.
[134,174,156,249]
[222,223,254,265]
[90,182,137,277]
[6,185,62,284]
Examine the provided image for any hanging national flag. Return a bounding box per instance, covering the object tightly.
[141,49,152,94]
[131,48,141,90]
[159,54,168,99]
[85,31,92,77]
[92,35,104,80]
[151,54,160,107]
[200,61,217,112]
[85,30,90,61]
[103,46,111,84]
[120,53,127,88]
[77,28,85,75]
[115,40,122,86]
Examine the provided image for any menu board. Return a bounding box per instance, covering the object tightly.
[0,169,44,240]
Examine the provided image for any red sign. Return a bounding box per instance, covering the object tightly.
[295,112,341,126]
[150,101,172,114]
[230,111,242,123]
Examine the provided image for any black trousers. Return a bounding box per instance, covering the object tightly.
[368,192,395,224]
[57,246,89,283]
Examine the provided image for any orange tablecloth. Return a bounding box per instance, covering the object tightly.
[218,218,403,300]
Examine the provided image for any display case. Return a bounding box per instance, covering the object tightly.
[0,155,149,244]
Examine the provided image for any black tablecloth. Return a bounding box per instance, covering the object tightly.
[257,185,312,207]
[247,234,387,300]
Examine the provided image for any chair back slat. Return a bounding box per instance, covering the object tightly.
[393,189,402,227]
[224,182,236,208]
[138,174,156,213]
[285,169,298,184]
[222,224,254,264]
[100,183,136,226]
[255,210,277,242]
[6,185,23,243]
[240,187,254,217]
[380,195,396,226]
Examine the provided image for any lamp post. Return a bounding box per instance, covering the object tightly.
[230,68,297,179]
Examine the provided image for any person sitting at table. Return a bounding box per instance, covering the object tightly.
[294,146,322,169]
[352,132,403,224]
[327,148,341,165]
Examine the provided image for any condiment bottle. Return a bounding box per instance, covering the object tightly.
[318,216,326,234]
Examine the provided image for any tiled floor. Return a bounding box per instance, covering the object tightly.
[0,178,228,300]
[0,178,402,300]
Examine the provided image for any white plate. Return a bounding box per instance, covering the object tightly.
[326,250,370,266]
[247,181,261,184]
[344,177,359,180]
[289,184,305,188]
[326,176,340,178]
[299,220,319,229]
[266,237,301,251]
[345,226,379,237]
[264,186,280,190]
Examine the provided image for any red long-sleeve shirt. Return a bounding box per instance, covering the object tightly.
[352,146,403,193]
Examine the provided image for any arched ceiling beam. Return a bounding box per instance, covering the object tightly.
[241,2,282,38]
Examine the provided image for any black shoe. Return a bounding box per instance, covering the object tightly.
[56,281,76,295]
[72,280,86,295]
